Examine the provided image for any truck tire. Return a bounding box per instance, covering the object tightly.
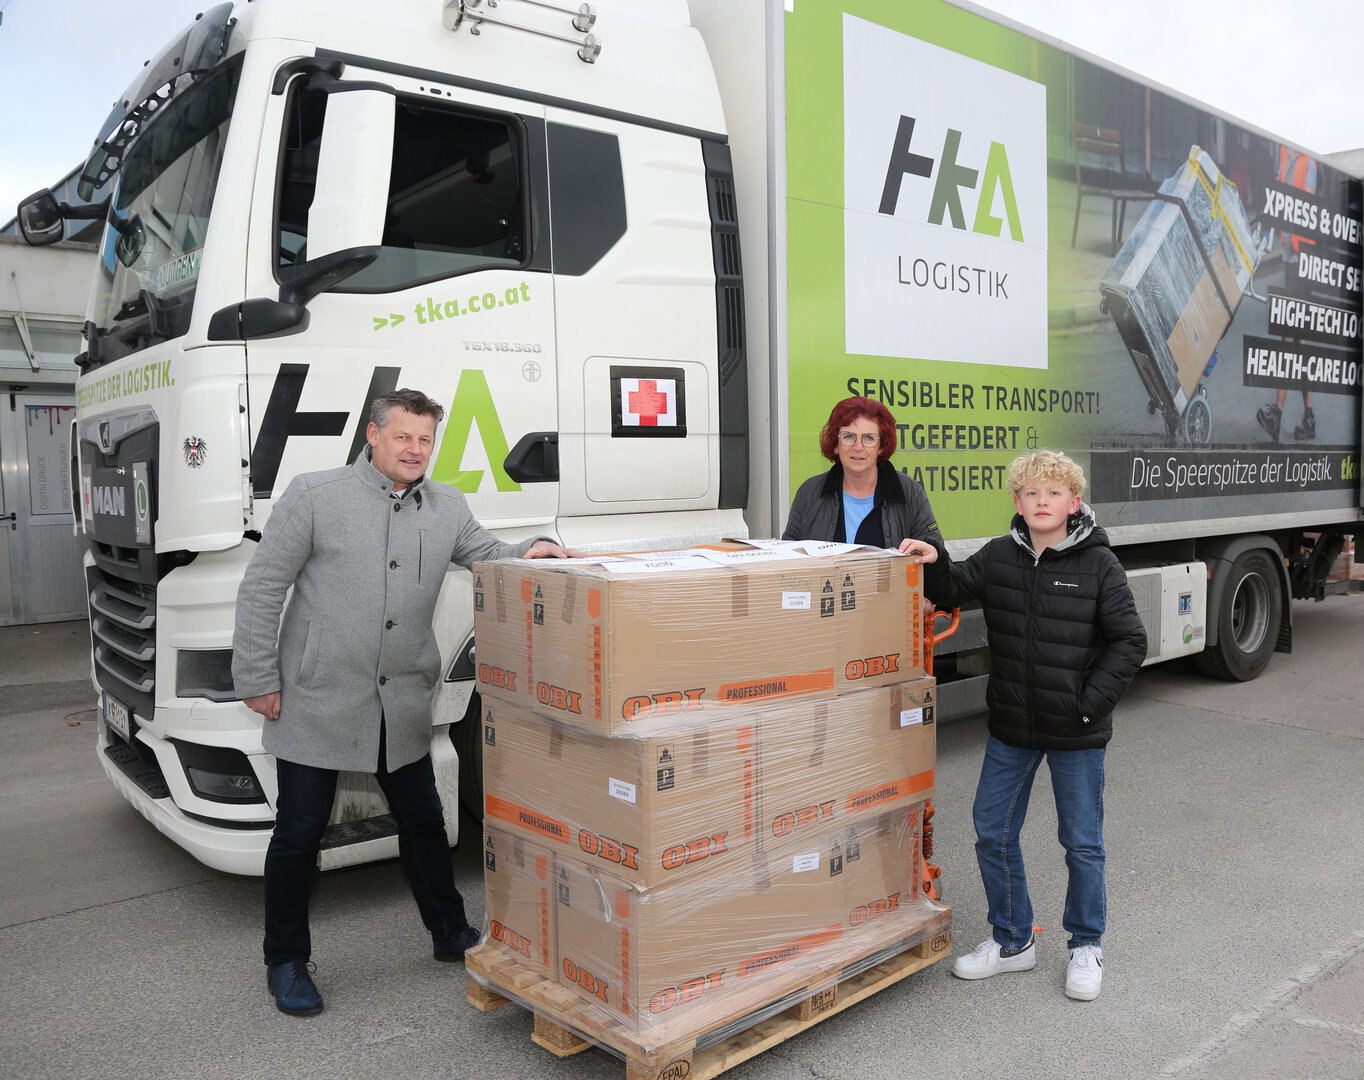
[452,689,484,821]
[1195,550,1281,681]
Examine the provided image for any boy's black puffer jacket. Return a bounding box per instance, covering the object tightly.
[923,505,1147,750]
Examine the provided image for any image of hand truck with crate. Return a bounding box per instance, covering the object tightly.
[1099,146,1264,445]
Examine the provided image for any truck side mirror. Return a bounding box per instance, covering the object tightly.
[306,86,396,258]
[17,189,64,246]
[114,215,146,267]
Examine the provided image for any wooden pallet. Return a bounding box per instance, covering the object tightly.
[466,907,952,1080]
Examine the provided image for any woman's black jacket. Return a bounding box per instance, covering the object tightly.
[783,461,945,555]
[922,505,1147,750]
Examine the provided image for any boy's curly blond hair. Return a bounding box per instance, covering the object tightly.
[1007,450,1086,499]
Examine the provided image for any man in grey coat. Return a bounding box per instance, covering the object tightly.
[233,388,578,1016]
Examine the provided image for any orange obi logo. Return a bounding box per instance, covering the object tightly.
[771,800,835,836]
[577,829,641,870]
[649,970,726,1013]
[535,681,582,714]
[562,956,608,1001]
[848,892,902,926]
[661,831,728,870]
[843,653,900,679]
[622,688,705,720]
[488,919,531,956]
[478,663,517,690]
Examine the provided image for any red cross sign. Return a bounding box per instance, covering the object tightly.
[621,377,677,427]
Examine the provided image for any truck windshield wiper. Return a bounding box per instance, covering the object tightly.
[109,290,182,345]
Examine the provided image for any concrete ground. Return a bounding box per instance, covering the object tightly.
[2,604,1363,1080]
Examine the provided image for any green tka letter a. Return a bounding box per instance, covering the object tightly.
[431,370,521,493]
[972,141,1024,241]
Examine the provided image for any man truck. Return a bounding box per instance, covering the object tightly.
[18,0,1361,874]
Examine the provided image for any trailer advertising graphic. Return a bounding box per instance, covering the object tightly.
[784,1,1363,539]
[841,15,1048,372]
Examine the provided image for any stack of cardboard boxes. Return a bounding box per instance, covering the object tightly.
[470,545,947,1040]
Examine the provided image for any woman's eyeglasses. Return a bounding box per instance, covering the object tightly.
[838,431,880,447]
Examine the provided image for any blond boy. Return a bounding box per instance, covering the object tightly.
[902,452,1146,1000]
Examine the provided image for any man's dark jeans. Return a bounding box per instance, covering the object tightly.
[263,747,468,964]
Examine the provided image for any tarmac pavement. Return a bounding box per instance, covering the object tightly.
[2,603,1363,1080]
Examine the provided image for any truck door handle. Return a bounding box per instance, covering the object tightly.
[503,431,559,483]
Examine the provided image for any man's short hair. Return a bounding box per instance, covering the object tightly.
[1007,450,1086,499]
[370,389,446,429]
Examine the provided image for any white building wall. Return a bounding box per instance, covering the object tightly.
[0,233,97,383]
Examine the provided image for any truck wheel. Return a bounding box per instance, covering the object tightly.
[1195,550,1281,681]
[451,689,484,821]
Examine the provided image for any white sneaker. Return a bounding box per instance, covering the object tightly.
[951,936,1036,980]
[1065,945,1103,1000]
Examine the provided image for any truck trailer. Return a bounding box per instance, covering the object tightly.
[17,0,1362,874]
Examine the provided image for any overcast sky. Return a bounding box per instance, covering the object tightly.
[2,0,1362,220]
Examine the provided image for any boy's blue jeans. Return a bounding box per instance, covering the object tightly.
[973,734,1106,952]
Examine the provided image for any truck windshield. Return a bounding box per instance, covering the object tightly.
[89,56,243,365]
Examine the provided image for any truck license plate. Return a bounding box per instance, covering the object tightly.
[103,692,132,742]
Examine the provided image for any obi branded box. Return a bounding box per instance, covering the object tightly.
[481,827,555,977]
[482,679,937,889]
[472,549,925,734]
[552,806,933,1031]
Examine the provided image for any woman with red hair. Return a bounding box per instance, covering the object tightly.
[782,396,945,556]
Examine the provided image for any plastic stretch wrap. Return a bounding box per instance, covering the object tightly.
[469,543,947,1049]
[1101,146,1260,407]
[481,678,937,888]
[477,803,946,1046]
[473,543,924,735]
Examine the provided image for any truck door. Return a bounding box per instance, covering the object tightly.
[238,62,557,528]
[545,110,721,518]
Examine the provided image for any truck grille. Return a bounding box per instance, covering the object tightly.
[87,565,157,721]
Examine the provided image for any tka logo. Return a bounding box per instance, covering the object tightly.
[844,653,900,680]
[842,16,1048,370]
[879,114,1025,242]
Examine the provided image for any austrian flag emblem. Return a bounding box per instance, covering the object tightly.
[611,365,687,438]
[182,436,207,468]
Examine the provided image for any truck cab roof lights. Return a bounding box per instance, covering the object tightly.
[77,3,237,200]
[442,0,602,63]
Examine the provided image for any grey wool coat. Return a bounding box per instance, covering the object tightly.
[232,450,538,772]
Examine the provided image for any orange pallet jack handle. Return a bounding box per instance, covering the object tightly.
[919,606,958,900]
[921,799,942,901]
[923,605,960,676]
